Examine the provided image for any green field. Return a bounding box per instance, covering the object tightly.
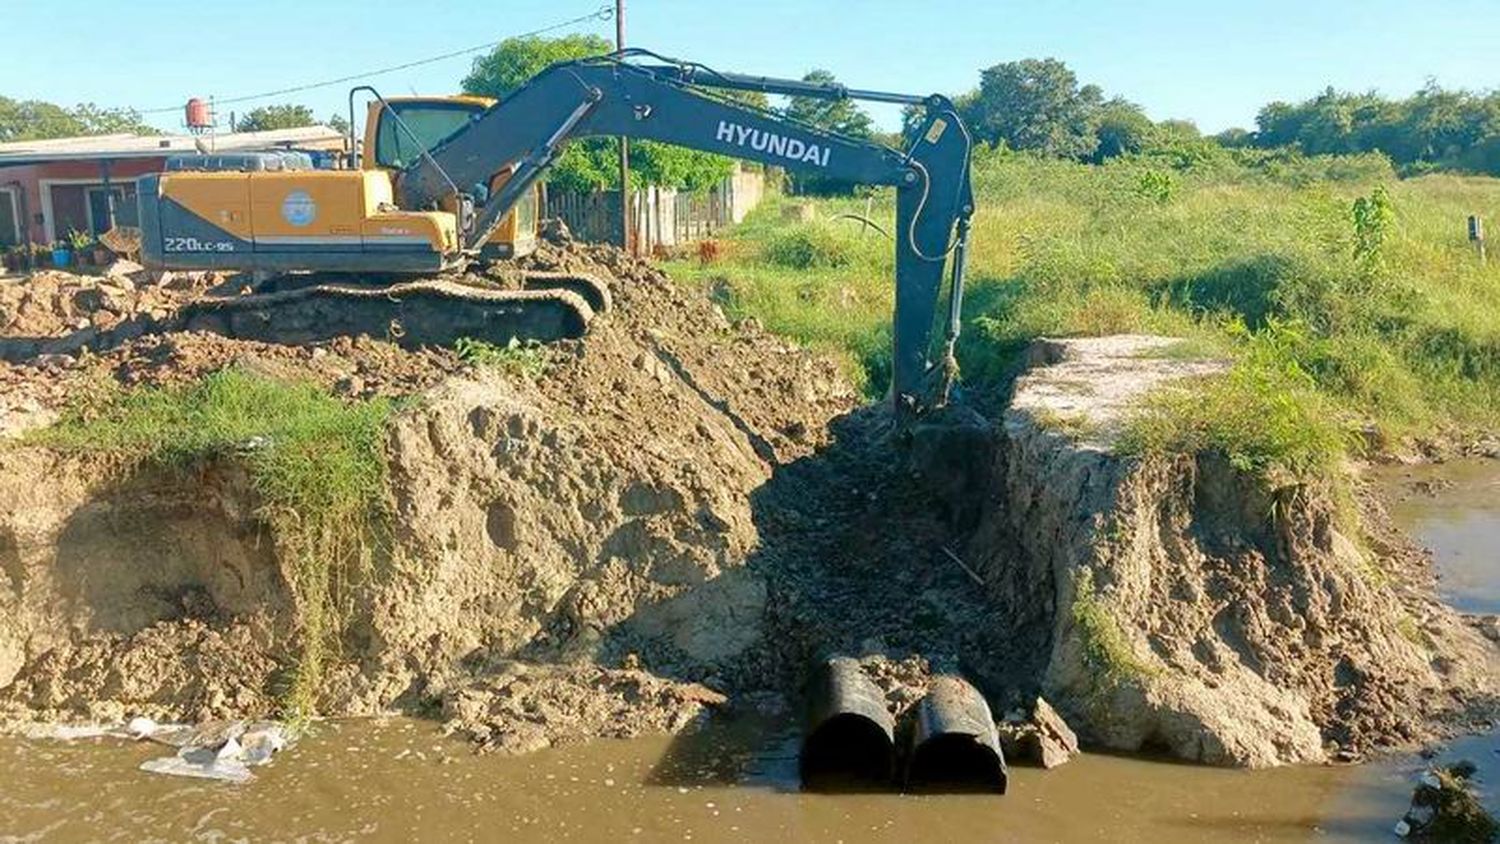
[667,149,1500,476]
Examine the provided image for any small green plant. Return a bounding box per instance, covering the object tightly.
[1350,184,1395,277]
[1032,407,1097,439]
[26,369,397,721]
[65,229,94,252]
[1134,169,1176,204]
[454,337,550,378]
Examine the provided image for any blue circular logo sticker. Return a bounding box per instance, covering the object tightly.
[281,190,316,227]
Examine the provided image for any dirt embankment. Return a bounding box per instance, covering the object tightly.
[0,239,857,749]
[0,253,1493,766]
[964,336,1499,767]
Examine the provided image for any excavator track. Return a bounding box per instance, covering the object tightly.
[178,273,610,349]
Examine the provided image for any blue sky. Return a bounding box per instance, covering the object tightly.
[2,0,1496,135]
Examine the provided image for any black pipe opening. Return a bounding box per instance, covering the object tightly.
[799,712,896,791]
[906,733,1008,794]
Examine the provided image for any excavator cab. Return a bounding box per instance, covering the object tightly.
[358,96,538,261]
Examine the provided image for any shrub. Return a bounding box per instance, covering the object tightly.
[762,222,863,270]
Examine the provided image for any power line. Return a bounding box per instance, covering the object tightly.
[134,5,613,115]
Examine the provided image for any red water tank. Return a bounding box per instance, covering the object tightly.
[185,98,212,130]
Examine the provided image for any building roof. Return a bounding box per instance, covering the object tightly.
[0,125,346,164]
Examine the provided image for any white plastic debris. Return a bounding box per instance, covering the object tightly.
[133,720,292,783]
[1394,819,1411,837]
[17,716,293,784]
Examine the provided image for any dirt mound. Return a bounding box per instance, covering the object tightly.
[0,238,859,747]
[0,268,219,346]
[439,662,727,755]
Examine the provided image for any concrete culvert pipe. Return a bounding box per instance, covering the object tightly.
[905,675,1008,794]
[799,657,896,791]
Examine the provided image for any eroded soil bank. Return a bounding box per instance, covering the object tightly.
[0,247,1494,769]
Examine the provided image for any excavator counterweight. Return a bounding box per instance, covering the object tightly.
[137,49,975,420]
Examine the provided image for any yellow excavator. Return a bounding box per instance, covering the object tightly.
[138,49,974,420]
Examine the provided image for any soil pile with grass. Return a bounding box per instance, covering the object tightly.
[0,238,858,748]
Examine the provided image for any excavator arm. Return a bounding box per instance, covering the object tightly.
[402,50,975,420]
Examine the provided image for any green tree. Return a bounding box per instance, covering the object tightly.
[326,113,351,136]
[1091,97,1154,161]
[69,103,156,135]
[1250,84,1500,175]
[462,34,731,192]
[781,69,878,195]
[236,104,316,132]
[1213,127,1253,148]
[784,69,874,138]
[0,96,154,142]
[963,58,1103,159]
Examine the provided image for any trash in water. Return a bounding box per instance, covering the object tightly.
[130,717,292,783]
[15,716,293,784]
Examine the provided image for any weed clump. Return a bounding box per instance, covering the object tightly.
[26,369,396,720]
[1118,321,1353,479]
[763,222,864,270]
[455,336,551,378]
[1071,568,1155,709]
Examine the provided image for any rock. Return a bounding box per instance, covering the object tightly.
[993,697,1079,769]
[540,218,573,244]
[71,286,105,313]
[1469,615,1500,643]
[1030,697,1079,768]
[103,259,145,280]
[1397,763,1499,841]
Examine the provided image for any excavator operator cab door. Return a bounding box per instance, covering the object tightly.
[360,96,539,260]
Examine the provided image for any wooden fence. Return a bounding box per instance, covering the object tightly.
[545,166,765,252]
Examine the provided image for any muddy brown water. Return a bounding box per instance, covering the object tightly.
[5,460,1500,842]
[1378,458,1500,614]
[0,716,1429,842]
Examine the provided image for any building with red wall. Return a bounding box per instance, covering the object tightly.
[0,126,345,248]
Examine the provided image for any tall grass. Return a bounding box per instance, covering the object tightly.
[667,151,1500,476]
[25,369,396,719]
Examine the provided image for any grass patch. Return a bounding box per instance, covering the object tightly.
[1117,325,1353,479]
[670,155,1500,469]
[1071,568,1156,709]
[1032,407,1097,440]
[455,336,551,378]
[25,369,397,720]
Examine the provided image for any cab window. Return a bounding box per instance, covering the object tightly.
[374,103,483,169]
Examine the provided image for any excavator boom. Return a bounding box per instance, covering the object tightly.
[405,50,976,417]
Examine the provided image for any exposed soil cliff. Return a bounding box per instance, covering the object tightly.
[965,335,1498,767]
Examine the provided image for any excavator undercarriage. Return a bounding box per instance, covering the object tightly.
[176,267,611,350]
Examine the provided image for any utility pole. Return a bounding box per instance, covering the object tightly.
[616,0,632,254]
